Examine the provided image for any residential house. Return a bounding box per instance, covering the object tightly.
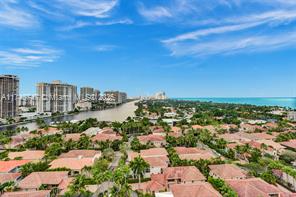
[137,134,166,147]
[156,182,222,197]
[209,164,247,180]
[0,160,31,173]
[64,133,81,142]
[8,150,45,161]
[128,148,169,177]
[281,140,296,151]
[0,173,21,184]
[131,166,205,193]
[49,157,94,175]
[174,147,216,161]
[2,190,51,197]
[92,133,122,143]
[58,150,101,159]
[226,178,284,197]
[18,171,70,191]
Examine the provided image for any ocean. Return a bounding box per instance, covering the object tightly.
[173,97,296,109]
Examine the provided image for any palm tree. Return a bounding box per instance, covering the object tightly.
[129,156,150,186]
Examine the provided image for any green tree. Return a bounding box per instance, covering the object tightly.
[129,156,150,186]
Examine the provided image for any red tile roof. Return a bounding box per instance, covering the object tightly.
[2,190,51,197]
[171,182,222,197]
[144,156,169,168]
[140,148,168,157]
[137,134,165,143]
[59,150,101,159]
[18,171,69,189]
[0,160,31,173]
[209,164,247,180]
[8,150,45,160]
[92,133,122,142]
[162,166,206,182]
[174,147,216,161]
[226,178,283,197]
[64,133,81,142]
[0,173,21,184]
[49,157,94,171]
[281,140,296,150]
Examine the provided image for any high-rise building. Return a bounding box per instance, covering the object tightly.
[80,87,100,101]
[36,80,77,113]
[94,89,100,101]
[0,75,19,118]
[104,91,127,104]
[80,87,94,101]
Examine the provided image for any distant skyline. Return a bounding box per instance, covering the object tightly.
[0,0,296,97]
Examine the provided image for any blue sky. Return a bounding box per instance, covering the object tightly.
[0,0,296,97]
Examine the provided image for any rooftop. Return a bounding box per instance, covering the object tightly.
[8,150,45,160]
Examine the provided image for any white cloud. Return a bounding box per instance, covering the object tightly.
[164,30,296,57]
[0,43,61,69]
[138,4,172,21]
[56,0,118,18]
[94,45,117,52]
[0,0,38,28]
[60,18,133,31]
[163,22,264,44]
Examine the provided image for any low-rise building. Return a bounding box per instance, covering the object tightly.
[137,134,166,147]
[128,148,169,177]
[2,190,51,197]
[0,160,31,173]
[59,150,101,159]
[8,150,45,161]
[174,147,216,161]
[226,178,284,197]
[209,164,247,180]
[92,133,122,143]
[49,157,94,175]
[18,171,70,191]
[0,173,21,184]
[131,166,205,193]
[156,182,222,197]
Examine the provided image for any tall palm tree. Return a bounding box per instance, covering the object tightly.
[129,156,150,186]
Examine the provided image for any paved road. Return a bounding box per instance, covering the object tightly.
[109,151,122,170]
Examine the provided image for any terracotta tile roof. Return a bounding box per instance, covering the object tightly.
[49,157,94,171]
[140,148,168,157]
[131,180,165,193]
[38,127,60,135]
[137,134,165,143]
[257,139,285,151]
[191,125,204,130]
[64,133,81,142]
[18,171,69,189]
[144,156,169,168]
[8,150,45,160]
[168,131,182,138]
[92,133,122,142]
[58,177,74,196]
[174,147,216,161]
[2,190,51,197]
[0,173,21,184]
[171,126,181,133]
[209,164,247,179]
[281,140,296,150]
[59,150,101,159]
[247,132,275,140]
[0,160,31,173]
[100,128,116,134]
[171,182,222,197]
[163,166,206,182]
[226,178,283,197]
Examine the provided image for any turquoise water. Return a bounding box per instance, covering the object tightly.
[173,98,296,109]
